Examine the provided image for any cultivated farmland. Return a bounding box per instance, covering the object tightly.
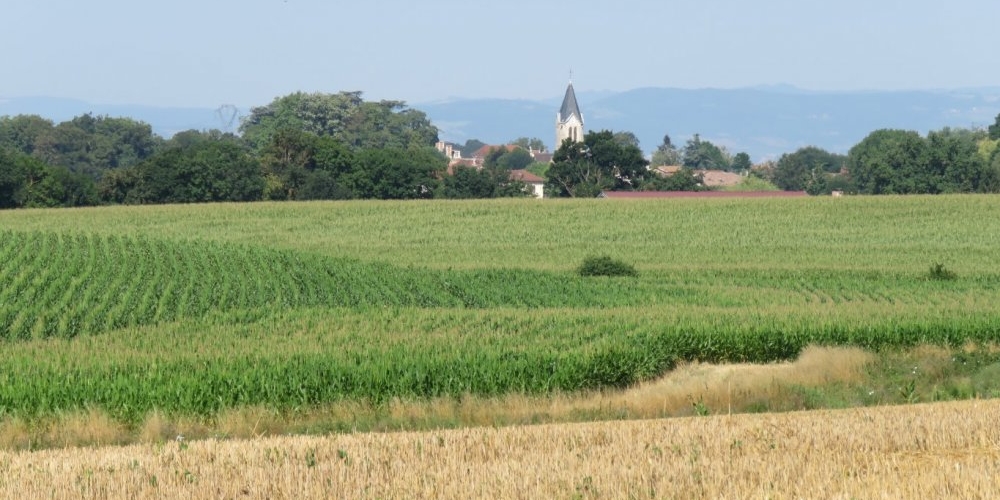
[1,195,1000,442]
[1,399,998,499]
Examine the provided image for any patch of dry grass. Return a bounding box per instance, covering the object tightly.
[1,399,998,499]
[603,344,874,415]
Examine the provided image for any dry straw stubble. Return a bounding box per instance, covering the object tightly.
[1,399,998,499]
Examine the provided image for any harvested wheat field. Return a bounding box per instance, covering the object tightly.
[2,399,998,499]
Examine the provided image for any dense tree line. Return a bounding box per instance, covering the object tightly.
[0,92,538,208]
[760,124,1000,195]
[3,95,1000,206]
[0,147,98,208]
[1,113,159,208]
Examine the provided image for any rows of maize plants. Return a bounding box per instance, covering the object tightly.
[2,196,998,272]
[3,303,1000,423]
[3,228,999,341]
[1,195,1000,422]
[0,230,684,339]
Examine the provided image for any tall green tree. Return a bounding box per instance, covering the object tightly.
[926,128,990,193]
[166,129,239,150]
[483,146,533,170]
[682,134,731,170]
[259,128,321,200]
[440,166,496,199]
[0,147,98,208]
[651,134,681,166]
[255,128,358,200]
[989,112,1000,140]
[773,146,846,191]
[612,131,641,149]
[848,129,929,194]
[97,166,143,205]
[133,141,264,204]
[0,115,54,155]
[642,167,706,192]
[343,100,439,150]
[847,127,997,195]
[300,136,356,200]
[240,92,438,153]
[731,152,753,172]
[30,114,160,178]
[0,148,25,208]
[349,147,444,200]
[439,165,529,199]
[240,91,364,151]
[547,130,649,197]
[987,147,1000,192]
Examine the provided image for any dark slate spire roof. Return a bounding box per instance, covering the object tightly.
[558,83,582,124]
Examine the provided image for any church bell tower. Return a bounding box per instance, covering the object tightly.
[556,81,584,148]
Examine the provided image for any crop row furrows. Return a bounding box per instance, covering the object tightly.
[187,243,212,316]
[0,232,34,296]
[152,240,187,323]
[0,234,50,308]
[113,239,161,329]
[93,237,143,332]
[199,242,226,311]
[4,303,1000,421]
[257,249,286,305]
[75,234,121,336]
[214,245,238,310]
[173,242,205,319]
[4,234,70,339]
[270,253,297,307]
[248,247,276,305]
[0,233,34,333]
[27,234,90,338]
[132,239,170,325]
[54,235,101,326]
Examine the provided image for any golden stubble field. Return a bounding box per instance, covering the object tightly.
[2,399,998,500]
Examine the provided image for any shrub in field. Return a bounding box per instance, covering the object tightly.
[927,262,957,281]
[577,256,638,278]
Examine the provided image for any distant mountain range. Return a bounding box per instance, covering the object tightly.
[423,87,1000,162]
[4,87,1000,162]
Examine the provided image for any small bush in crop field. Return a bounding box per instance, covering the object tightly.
[927,262,957,281]
[577,256,638,278]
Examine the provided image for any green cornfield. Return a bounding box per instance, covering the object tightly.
[1,195,999,423]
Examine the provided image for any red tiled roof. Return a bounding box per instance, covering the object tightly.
[697,170,744,187]
[509,169,545,183]
[471,144,521,159]
[599,191,808,199]
[531,152,554,163]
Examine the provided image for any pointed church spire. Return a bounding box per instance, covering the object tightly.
[558,82,583,124]
[556,81,585,146]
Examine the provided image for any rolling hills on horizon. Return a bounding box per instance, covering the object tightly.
[3,86,999,162]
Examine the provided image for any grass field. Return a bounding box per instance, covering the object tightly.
[2,398,998,499]
[2,195,1000,444]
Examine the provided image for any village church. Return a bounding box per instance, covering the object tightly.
[434,81,590,198]
[555,81,585,147]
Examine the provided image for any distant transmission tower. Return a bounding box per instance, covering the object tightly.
[215,104,240,133]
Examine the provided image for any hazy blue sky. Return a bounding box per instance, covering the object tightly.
[3,0,999,108]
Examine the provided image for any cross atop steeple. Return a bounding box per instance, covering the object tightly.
[556,80,585,146]
[558,82,582,125]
